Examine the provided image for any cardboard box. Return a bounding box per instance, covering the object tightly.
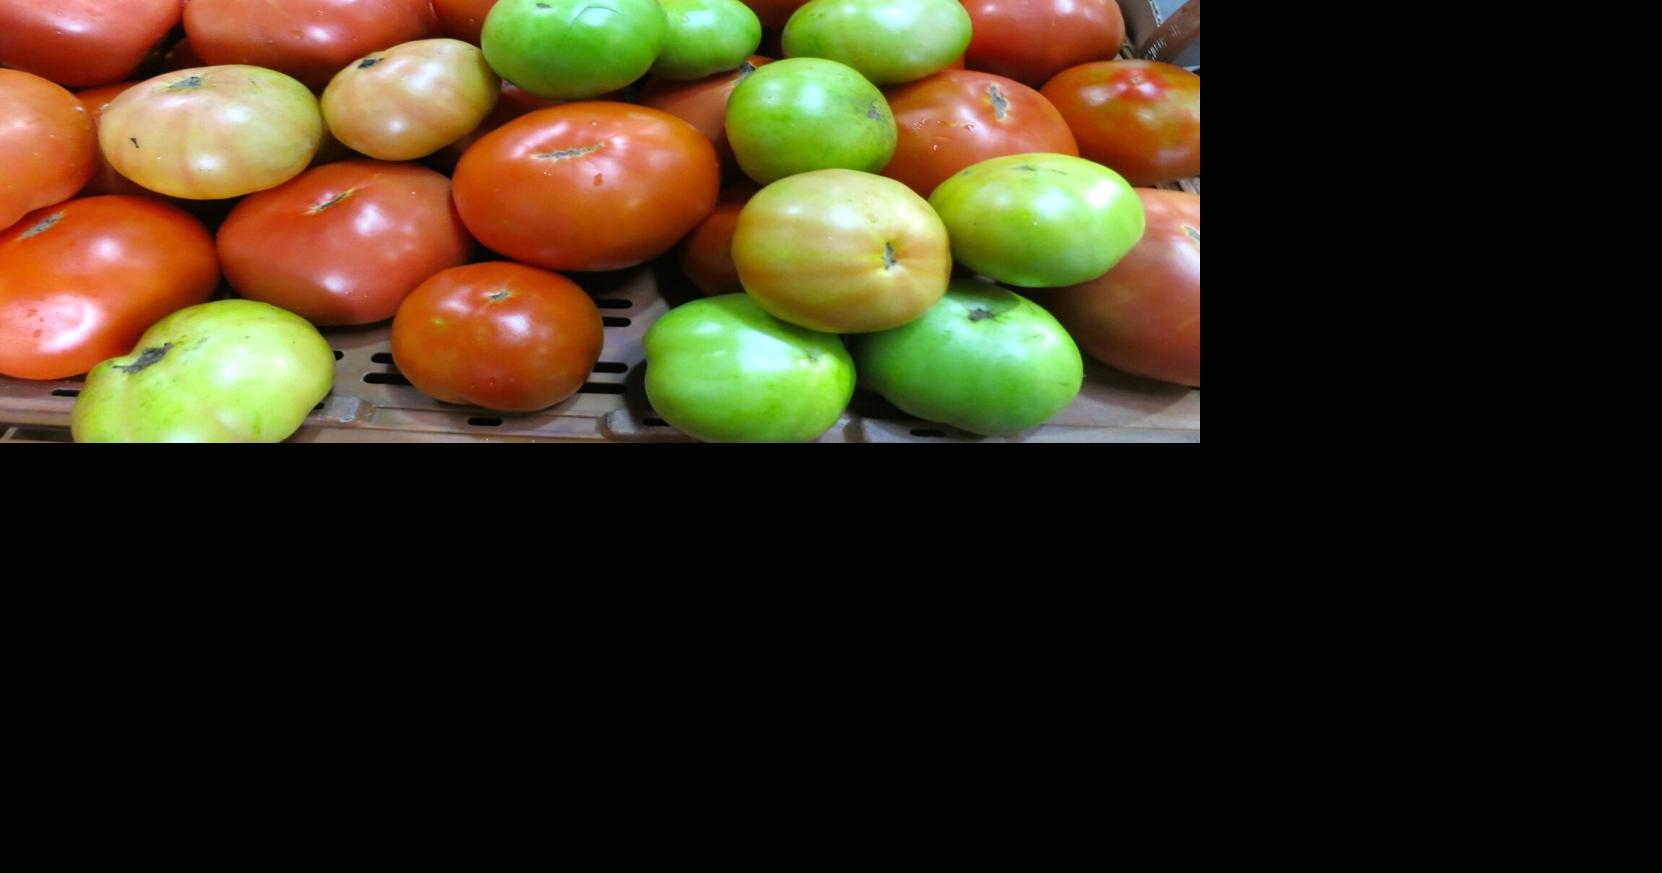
[1118,0,1200,71]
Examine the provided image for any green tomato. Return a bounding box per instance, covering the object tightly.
[482,0,668,100]
[782,0,972,85]
[653,0,763,81]
[71,300,335,443]
[725,57,896,184]
[928,152,1146,288]
[644,294,855,443]
[849,280,1084,436]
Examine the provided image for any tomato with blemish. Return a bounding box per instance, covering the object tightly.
[452,102,720,272]
[881,69,1077,198]
[0,196,219,381]
[184,0,439,91]
[1042,60,1200,186]
[391,262,605,412]
[960,0,1125,88]
[216,160,475,326]
[0,70,98,232]
[0,1,184,89]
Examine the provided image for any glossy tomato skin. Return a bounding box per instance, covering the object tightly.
[453,103,720,272]
[0,1,183,90]
[433,0,500,44]
[782,0,971,86]
[217,160,475,326]
[391,262,605,412]
[961,0,1125,88]
[322,38,500,161]
[100,66,325,201]
[185,0,439,91]
[1034,188,1199,386]
[1,71,98,232]
[0,196,219,381]
[639,56,773,179]
[725,57,896,184]
[733,169,950,333]
[75,84,153,199]
[882,69,1077,198]
[679,181,761,297]
[482,0,667,101]
[1043,60,1199,186]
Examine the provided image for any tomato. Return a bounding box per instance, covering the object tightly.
[725,57,896,184]
[217,161,474,326]
[639,56,773,179]
[679,181,761,297]
[881,69,1077,198]
[961,0,1125,88]
[433,0,500,44]
[482,0,667,100]
[322,38,500,161]
[453,103,720,272]
[929,152,1143,288]
[733,169,950,333]
[425,83,558,175]
[0,196,219,381]
[782,0,971,85]
[744,0,810,28]
[1033,188,1198,387]
[99,66,325,201]
[185,0,438,91]
[654,0,762,82]
[391,262,605,412]
[161,38,207,73]
[0,1,183,89]
[1042,60,1199,186]
[0,71,98,232]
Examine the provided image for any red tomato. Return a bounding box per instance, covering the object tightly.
[639,56,773,180]
[217,160,475,326]
[1043,60,1199,186]
[391,262,605,412]
[162,38,208,73]
[678,181,761,297]
[961,0,1125,88]
[453,103,721,273]
[881,69,1077,198]
[0,71,97,232]
[746,0,810,28]
[433,0,500,45]
[184,0,439,91]
[1034,188,1198,386]
[0,1,183,89]
[0,196,220,381]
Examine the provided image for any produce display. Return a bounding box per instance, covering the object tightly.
[0,0,1199,444]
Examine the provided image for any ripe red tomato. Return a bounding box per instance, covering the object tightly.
[433,0,500,45]
[961,0,1125,88]
[678,181,761,297]
[391,262,605,412]
[1034,188,1198,386]
[217,160,475,326]
[0,1,184,89]
[184,0,439,91]
[1043,60,1199,186]
[0,71,97,232]
[881,69,1077,198]
[453,103,721,273]
[0,196,220,381]
[639,56,773,180]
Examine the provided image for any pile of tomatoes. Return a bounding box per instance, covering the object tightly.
[0,0,1199,443]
